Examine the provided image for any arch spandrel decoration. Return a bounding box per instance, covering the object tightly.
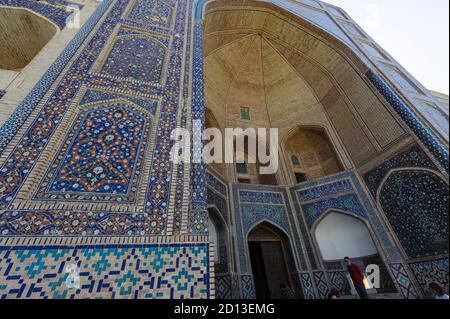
[127,0,174,29]
[378,169,449,259]
[100,35,167,84]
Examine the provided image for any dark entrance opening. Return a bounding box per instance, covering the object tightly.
[248,223,294,299]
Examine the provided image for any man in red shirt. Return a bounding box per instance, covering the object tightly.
[344,257,369,299]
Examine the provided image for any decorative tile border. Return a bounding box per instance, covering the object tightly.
[364,145,438,197]
[299,272,316,299]
[241,274,255,299]
[0,242,210,299]
[301,194,366,228]
[388,263,420,299]
[313,271,329,299]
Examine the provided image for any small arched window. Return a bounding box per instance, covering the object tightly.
[291,154,301,166]
[236,162,248,174]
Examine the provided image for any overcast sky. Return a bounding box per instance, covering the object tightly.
[328,0,449,94]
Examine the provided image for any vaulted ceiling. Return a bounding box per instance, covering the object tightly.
[202,0,408,168]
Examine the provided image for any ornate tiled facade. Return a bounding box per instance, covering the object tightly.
[0,0,448,299]
[35,103,149,201]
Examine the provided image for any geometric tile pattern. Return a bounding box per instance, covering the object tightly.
[215,274,232,300]
[379,170,449,259]
[241,275,255,299]
[300,272,316,299]
[0,243,210,299]
[313,271,329,299]
[409,259,449,298]
[327,271,351,295]
[389,263,420,299]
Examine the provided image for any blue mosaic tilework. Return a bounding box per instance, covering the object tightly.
[379,170,449,259]
[300,272,316,299]
[34,103,149,202]
[241,205,290,235]
[215,274,232,299]
[367,70,449,171]
[293,170,402,262]
[101,35,166,83]
[327,271,351,295]
[241,274,255,299]
[239,191,284,205]
[127,0,173,29]
[205,171,227,197]
[0,0,78,29]
[206,188,228,223]
[140,0,189,235]
[0,210,178,236]
[0,243,210,299]
[80,89,158,115]
[117,27,171,47]
[389,263,420,299]
[409,259,449,298]
[0,0,112,157]
[0,0,192,236]
[296,179,353,202]
[188,0,209,235]
[364,145,438,197]
[302,194,366,228]
[313,271,329,299]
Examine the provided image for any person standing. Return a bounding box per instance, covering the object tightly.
[344,257,369,299]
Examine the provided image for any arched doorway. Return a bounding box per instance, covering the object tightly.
[248,222,296,299]
[313,211,397,295]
